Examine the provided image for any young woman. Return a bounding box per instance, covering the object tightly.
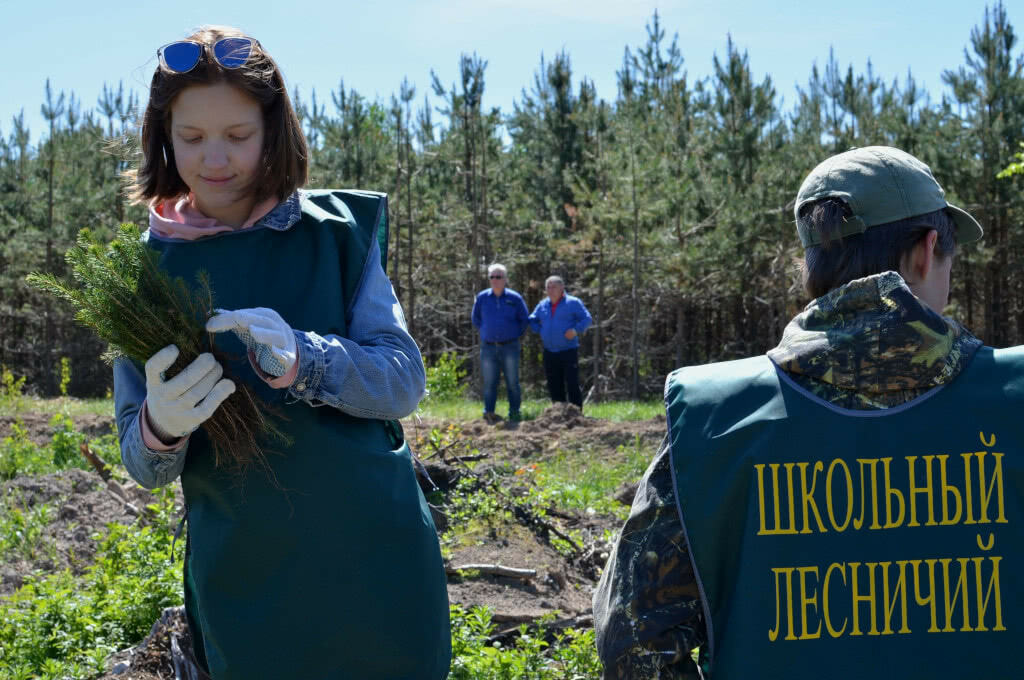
[113,26,451,679]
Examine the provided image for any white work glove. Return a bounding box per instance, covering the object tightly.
[205,307,297,378]
[144,345,236,441]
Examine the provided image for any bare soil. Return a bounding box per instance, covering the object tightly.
[1,469,181,597]
[3,402,667,675]
[2,411,116,447]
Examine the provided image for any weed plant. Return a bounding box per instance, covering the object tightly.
[0,491,56,562]
[0,490,183,678]
[519,436,652,520]
[1,365,27,414]
[425,352,468,401]
[450,605,601,679]
[0,421,53,480]
[27,225,284,472]
[0,414,122,482]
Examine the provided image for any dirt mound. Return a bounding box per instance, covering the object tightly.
[447,522,593,625]
[522,402,592,431]
[1,412,115,447]
[447,403,666,462]
[0,468,180,596]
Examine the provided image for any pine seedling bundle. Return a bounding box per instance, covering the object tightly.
[28,225,284,472]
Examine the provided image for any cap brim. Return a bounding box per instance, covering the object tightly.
[948,203,983,244]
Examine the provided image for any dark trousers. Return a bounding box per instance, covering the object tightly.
[543,347,582,408]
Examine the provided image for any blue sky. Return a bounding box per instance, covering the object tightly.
[0,0,1014,145]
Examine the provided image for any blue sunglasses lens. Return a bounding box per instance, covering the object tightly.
[214,38,253,69]
[161,42,201,72]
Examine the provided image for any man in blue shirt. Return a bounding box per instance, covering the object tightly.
[529,275,592,409]
[472,263,530,423]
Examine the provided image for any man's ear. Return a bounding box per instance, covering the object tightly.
[902,229,939,285]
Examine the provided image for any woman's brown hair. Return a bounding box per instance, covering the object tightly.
[128,25,307,205]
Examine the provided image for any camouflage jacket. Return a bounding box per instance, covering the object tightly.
[592,272,982,679]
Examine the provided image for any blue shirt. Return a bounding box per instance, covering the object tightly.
[471,288,529,343]
[529,293,592,352]
[114,192,425,489]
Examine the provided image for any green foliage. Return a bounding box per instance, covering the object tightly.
[49,412,86,469]
[1,365,28,414]
[446,477,511,530]
[0,502,182,676]
[27,225,284,470]
[998,141,1024,179]
[0,420,53,480]
[426,352,468,401]
[0,413,117,480]
[27,225,212,367]
[0,491,56,562]
[6,5,1024,399]
[415,422,483,463]
[515,436,651,520]
[449,605,601,679]
[58,357,72,397]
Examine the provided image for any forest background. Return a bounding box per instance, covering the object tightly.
[1,3,1023,401]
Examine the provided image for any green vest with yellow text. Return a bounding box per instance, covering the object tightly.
[145,190,450,680]
[665,349,1023,679]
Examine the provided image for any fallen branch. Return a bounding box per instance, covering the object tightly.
[102,478,145,520]
[421,439,465,461]
[511,504,583,556]
[488,613,595,644]
[79,442,111,481]
[449,453,490,463]
[446,563,536,580]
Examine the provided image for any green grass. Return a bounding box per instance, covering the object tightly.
[584,400,663,421]
[522,435,652,519]
[4,394,661,424]
[0,395,114,420]
[411,397,662,422]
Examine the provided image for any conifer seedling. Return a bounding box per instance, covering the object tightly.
[28,225,285,472]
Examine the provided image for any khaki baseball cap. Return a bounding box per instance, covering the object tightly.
[794,146,983,248]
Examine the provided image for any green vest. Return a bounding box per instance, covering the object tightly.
[665,348,1022,679]
[146,191,451,679]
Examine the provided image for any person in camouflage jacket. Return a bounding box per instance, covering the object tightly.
[592,147,985,678]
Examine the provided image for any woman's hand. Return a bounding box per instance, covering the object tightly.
[206,307,297,378]
[145,345,235,442]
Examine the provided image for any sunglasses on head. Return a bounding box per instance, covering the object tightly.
[157,37,260,74]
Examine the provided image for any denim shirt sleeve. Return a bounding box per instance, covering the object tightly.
[283,239,426,419]
[113,357,188,489]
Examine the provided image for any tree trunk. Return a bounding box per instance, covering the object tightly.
[628,128,640,399]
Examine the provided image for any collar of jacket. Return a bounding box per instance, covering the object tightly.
[766,271,981,409]
[254,190,303,231]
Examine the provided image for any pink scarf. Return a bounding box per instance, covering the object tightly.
[148,193,278,239]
